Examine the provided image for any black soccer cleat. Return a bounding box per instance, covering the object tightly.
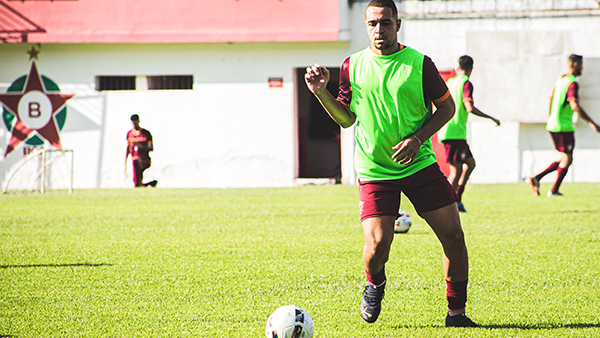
[445,313,479,328]
[360,281,385,323]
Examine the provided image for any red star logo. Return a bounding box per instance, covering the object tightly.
[0,62,73,157]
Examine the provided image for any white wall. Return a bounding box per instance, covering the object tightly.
[0,41,357,189]
[2,1,600,189]
[401,10,600,184]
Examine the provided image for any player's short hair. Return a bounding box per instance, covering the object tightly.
[130,114,140,121]
[568,54,583,65]
[458,55,474,71]
[367,0,398,19]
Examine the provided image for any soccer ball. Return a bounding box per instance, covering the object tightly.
[394,209,412,233]
[265,305,314,338]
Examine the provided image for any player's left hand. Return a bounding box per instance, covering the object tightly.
[392,136,421,165]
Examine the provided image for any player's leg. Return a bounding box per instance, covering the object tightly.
[360,215,395,323]
[140,159,157,187]
[443,141,461,191]
[133,160,143,187]
[528,160,559,196]
[422,204,468,281]
[358,180,400,323]
[447,162,462,191]
[362,215,395,280]
[421,204,477,327]
[456,157,475,212]
[549,151,572,196]
[402,164,477,327]
[448,162,467,212]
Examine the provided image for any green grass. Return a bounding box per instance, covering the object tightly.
[1,183,599,337]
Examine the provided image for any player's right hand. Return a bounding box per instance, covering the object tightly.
[305,64,330,96]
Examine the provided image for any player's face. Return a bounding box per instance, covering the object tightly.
[131,120,140,130]
[365,6,401,55]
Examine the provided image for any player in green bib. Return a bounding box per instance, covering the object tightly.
[527,54,600,197]
[304,0,478,328]
[438,56,500,212]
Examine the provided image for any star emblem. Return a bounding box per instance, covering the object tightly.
[27,45,41,61]
[0,62,73,157]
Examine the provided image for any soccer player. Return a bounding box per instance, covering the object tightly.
[125,114,157,188]
[528,54,600,197]
[304,0,477,328]
[438,55,500,212]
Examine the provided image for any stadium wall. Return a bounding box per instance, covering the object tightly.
[2,1,600,189]
[401,8,600,184]
[0,41,357,189]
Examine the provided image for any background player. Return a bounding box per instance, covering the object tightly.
[304,0,477,328]
[528,54,600,197]
[125,114,157,188]
[438,55,500,212]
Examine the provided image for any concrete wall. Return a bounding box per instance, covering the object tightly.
[401,8,600,183]
[2,1,600,190]
[0,41,354,189]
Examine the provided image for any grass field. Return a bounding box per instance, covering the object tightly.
[1,183,599,337]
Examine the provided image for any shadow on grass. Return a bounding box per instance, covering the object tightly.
[559,209,598,214]
[393,322,600,330]
[0,263,112,269]
[480,323,600,329]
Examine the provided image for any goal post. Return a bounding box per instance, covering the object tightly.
[3,148,74,194]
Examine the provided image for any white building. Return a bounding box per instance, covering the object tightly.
[1,0,599,190]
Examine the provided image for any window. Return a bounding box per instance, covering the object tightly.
[147,75,193,90]
[96,76,136,91]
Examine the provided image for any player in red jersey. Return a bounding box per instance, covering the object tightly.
[125,114,157,188]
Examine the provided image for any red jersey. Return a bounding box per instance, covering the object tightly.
[126,128,153,161]
[462,80,474,102]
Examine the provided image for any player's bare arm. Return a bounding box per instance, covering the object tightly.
[392,94,455,165]
[305,64,357,128]
[464,101,500,126]
[570,100,600,133]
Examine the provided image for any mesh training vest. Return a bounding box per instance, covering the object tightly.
[547,75,577,132]
[349,46,436,181]
[438,75,469,141]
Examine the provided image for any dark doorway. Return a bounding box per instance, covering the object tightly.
[294,67,341,182]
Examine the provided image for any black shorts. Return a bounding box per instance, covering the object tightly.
[442,139,473,164]
[550,132,575,154]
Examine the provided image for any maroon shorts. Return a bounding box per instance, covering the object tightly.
[442,139,473,164]
[550,132,575,154]
[358,163,458,221]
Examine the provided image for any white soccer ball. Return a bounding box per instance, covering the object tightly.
[394,209,412,233]
[265,305,314,338]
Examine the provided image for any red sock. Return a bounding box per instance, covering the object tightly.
[366,266,386,286]
[446,280,468,312]
[456,184,465,202]
[535,161,559,181]
[551,166,569,194]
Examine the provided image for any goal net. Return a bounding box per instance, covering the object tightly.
[3,148,74,194]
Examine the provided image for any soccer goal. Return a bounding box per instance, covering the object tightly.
[3,148,74,194]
